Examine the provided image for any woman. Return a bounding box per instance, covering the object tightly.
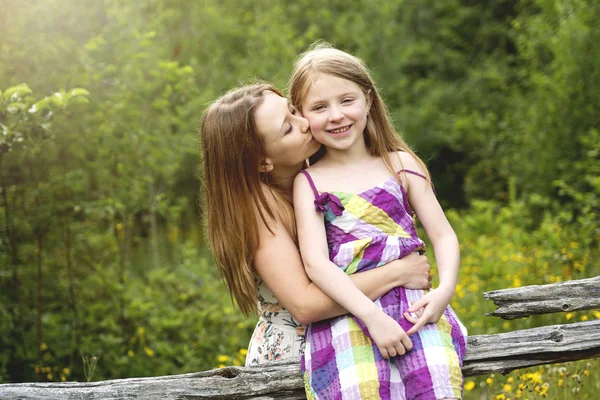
[199,82,432,366]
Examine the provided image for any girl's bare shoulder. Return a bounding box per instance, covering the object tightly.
[392,151,425,173]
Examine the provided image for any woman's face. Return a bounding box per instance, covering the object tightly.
[254,91,320,171]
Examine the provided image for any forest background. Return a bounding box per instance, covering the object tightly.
[1,0,598,398]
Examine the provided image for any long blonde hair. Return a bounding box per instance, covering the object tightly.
[199,83,295,316]
[288,43,430,183]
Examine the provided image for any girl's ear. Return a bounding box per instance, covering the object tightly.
[366,89,373,113]
[260,158,274,173]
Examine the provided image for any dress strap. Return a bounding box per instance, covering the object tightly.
[399,169,427,180]
[299,169,319,198]
[399,169,436,194]
[298,170,345,216]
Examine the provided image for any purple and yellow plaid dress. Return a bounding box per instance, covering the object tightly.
[299,169,467,400]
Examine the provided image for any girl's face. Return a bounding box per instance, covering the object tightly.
[254,91,320,171]
[300,73,370,152]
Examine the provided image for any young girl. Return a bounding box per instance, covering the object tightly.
[290,46,468,399]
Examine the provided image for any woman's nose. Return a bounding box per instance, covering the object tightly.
[299,116,310,133]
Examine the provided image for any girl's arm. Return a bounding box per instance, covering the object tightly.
[293,173,412,358]
[254,193,431,326]
[397,152,460,335]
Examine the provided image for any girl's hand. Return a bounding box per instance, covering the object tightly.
[364,310,413,359]
[385,252,432,290]
[404,286,454,335]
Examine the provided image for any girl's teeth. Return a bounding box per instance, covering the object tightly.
[330,126,350,134]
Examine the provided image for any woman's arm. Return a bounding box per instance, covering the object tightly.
[254,199,431,325]
[293,173,411,358]
[397,152,460,334]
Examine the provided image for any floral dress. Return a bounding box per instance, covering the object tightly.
[245,274,306,366]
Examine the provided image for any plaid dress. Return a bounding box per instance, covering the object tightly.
[299,169,467,400]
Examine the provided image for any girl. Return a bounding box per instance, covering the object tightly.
[290,46,467,399]
[199,83,433,367]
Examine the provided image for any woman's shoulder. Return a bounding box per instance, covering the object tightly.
[255,182,296,240]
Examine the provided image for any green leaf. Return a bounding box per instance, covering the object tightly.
[49,92,65,107]
[4,84,32,101]
[70,88,91,97]
[29,98,50,113]
[6,102,27,114]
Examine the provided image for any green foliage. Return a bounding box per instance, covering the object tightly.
[0,0,598,393]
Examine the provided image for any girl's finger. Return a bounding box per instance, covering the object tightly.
[406,313,428,335]
[379,346,390,359]
[394,343,406,356]
[387,346,398,358]
[404,312,419,324]
[408,299,427,312]
[401,335,413,352]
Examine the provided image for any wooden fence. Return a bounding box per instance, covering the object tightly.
[0,276,598,399]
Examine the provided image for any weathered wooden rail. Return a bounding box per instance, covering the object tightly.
[1,277,598,399]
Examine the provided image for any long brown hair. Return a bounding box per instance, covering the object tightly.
[199,83,295,316]
[288,43,430,184]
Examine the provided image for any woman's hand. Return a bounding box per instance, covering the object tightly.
[363,310,413,359]
[404,286,454,335]
[384,252,432,290]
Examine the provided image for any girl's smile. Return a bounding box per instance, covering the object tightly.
[328,124,353,136]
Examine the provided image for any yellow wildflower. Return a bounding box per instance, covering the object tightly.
[464,381,476,391]
[217,354,230,363]
[565,313,573,320]
[581,315,588,321]
[144,346,154,357]
[128,350,134,357]
[527,371,543,384]
[495,394,505,400]
[138,327,146,336]
[584,369,589,376]
[238,348,248,356]
[486,377,494,386]
[503,384,513,393]
[507,377,514,383]
[62,367,70,376]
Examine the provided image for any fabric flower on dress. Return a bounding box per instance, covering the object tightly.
[314,192,345,216]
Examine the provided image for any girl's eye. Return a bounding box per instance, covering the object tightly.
[342,98,354,104]
[285,123,293,135]
[312,105,325,111]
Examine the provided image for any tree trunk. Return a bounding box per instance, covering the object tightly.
[149,183,160,270]
[64,213,80,366]
[35,232,44,361]
[0,152,26,381]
